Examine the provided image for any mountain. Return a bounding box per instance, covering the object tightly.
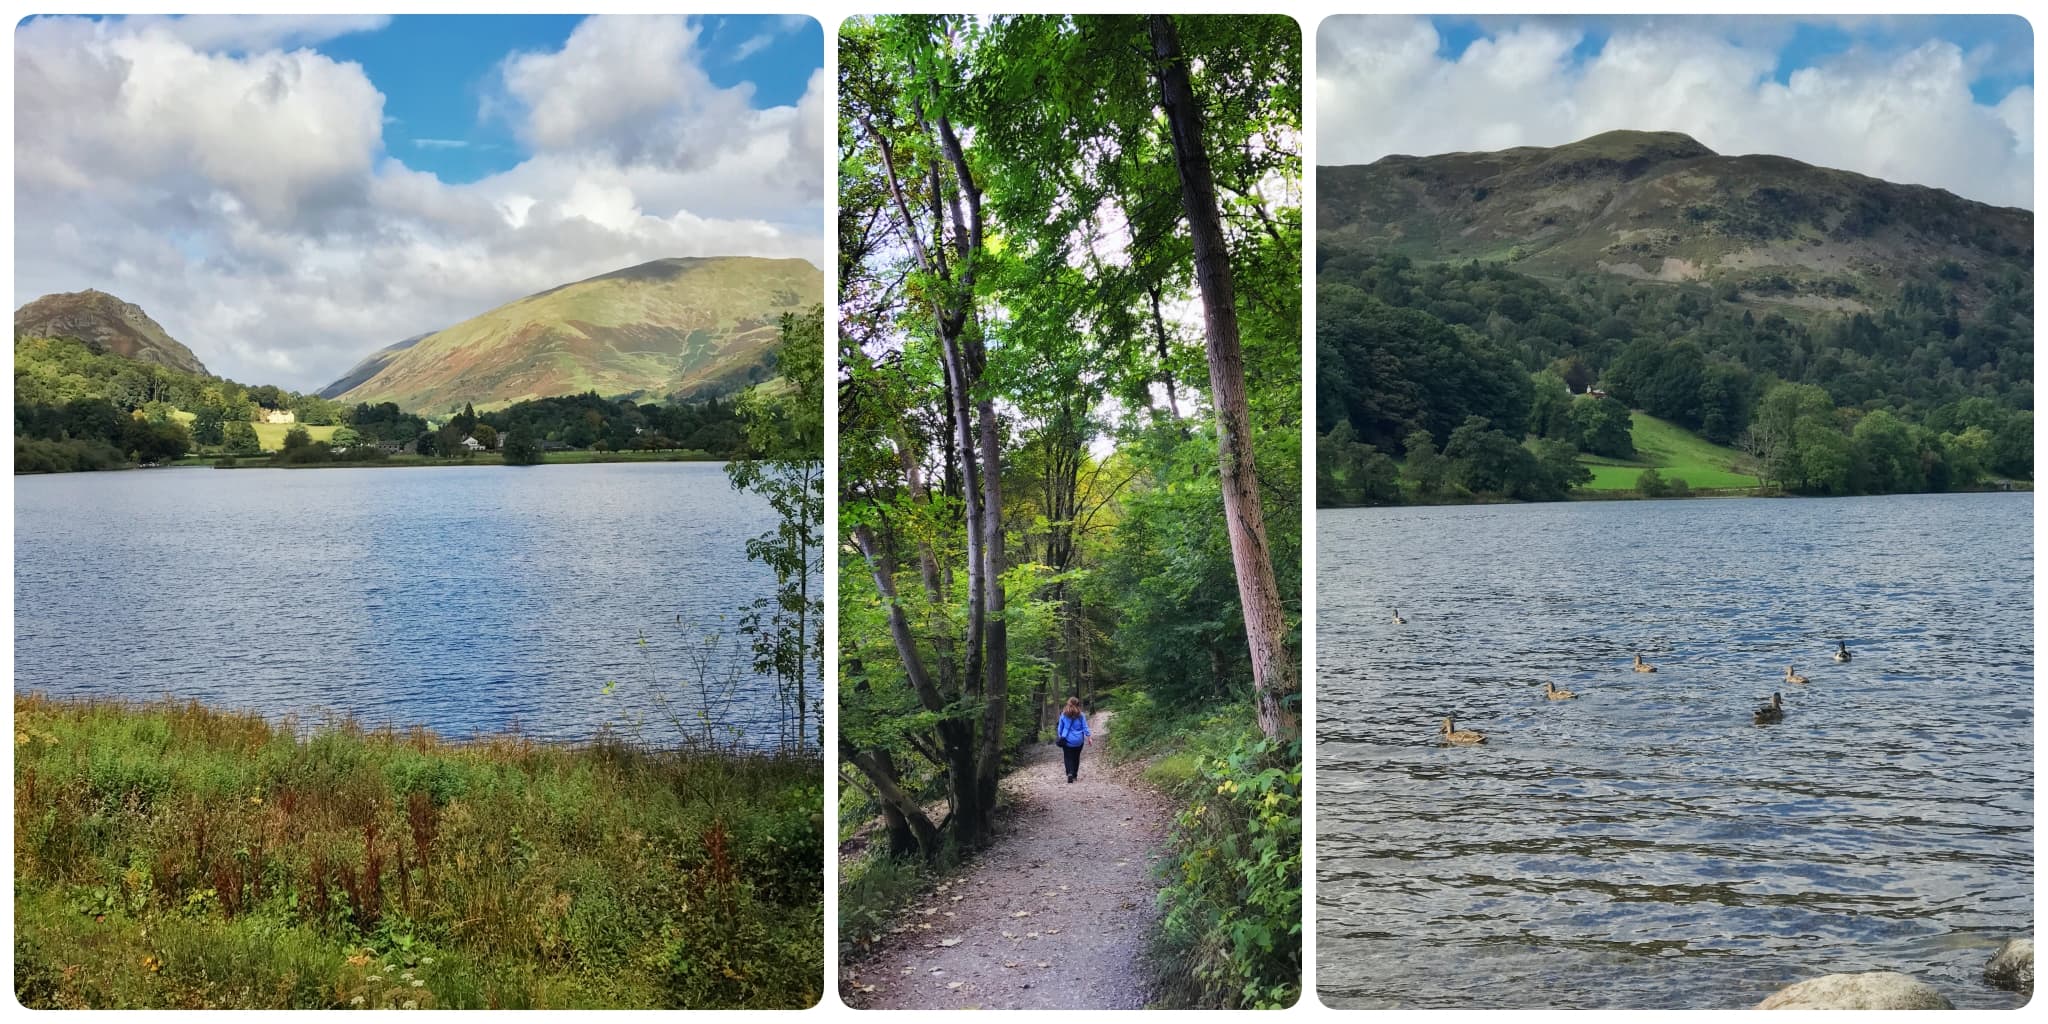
[1320,130,2032,313]
[14,289,209,376]
[332,256,821,413]
[317,331,432,399]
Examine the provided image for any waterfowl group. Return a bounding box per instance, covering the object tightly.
[1438,716,1486,745]
[1426,641,1855,743]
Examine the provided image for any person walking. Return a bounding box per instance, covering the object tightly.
[1055,697,1091,783]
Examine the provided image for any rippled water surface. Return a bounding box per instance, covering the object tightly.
[1318,493,2032,1009]
[15,463,782,745]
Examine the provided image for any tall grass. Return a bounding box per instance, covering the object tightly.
[12,694,822,1009]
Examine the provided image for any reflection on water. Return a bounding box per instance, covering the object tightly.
[1317,493,2033,1009]
[15,462,784,747]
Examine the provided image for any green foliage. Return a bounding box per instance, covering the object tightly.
[1110,696,1299,1010]
[1636,467,1668,497]
[12,695,822,1009]
[501,423,544,465]
[726,307,826,752]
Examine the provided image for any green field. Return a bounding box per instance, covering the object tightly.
[251,422,339,451]
[1579,412,1760,491]
[13,695,823,1009]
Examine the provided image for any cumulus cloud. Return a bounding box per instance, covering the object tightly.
[1318,15,2033,209]
[14,14,823,390]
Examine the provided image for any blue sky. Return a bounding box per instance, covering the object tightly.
[314,14,822,183]
[16,14,826,389]
[1323,15,2034,209]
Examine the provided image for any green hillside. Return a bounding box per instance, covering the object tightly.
[1320,129,2030,316]
[1578,412,1759,490]
[335,257,822,413]
[1317,130,2033,505]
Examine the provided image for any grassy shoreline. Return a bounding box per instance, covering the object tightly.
[13,694,822,1009]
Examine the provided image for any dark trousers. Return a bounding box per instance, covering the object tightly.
[1061,741,1082,780]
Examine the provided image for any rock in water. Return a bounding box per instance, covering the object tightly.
[1756,972,1954,1010]
[1984,938,2033,996]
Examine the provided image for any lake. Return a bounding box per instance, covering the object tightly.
[14,462,790,748]
[1317,493,2033,1009]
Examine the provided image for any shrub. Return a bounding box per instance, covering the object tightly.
[1636,467,1668,497]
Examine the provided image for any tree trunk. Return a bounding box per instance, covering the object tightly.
[1150,14,1300,743]
[839,735,942,859]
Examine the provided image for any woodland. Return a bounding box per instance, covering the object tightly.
[836,15,1303,1007]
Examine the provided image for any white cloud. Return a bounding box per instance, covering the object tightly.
[127,14,391,52]
[730,32,775,62]
[14,15,824,391]
[1318,15,2033,209]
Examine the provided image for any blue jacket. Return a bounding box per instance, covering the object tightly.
[1056,713,1090,747]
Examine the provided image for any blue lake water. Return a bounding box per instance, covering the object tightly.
[14,462,786,747]
[1317,493,2033,1009]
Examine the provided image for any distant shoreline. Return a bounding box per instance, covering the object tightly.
[14,448,727,475]
[1318,483,2031,510]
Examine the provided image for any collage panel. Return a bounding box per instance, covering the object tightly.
[1315,13,2033,1011]
[13,14,826,1009]
[836,13,1304,1011]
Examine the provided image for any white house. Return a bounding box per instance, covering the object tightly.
[460,435,485,452]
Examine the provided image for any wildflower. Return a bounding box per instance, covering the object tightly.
[142,955,161,973]
[350,996,364,1007]
[367,976,383,983]
[420,957,434,966]
[410,980,425,989]
[401,1000,418,1010]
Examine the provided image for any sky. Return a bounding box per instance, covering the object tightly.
[14,14,825,391]
[1319,15,2033,210]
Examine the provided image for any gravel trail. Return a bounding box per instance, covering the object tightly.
[843,711,1171,1009]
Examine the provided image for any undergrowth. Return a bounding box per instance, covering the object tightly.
[1106,690,1302,1009]
[12,694,823,1009]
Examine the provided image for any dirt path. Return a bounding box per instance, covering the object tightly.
[843,711,1172,1010]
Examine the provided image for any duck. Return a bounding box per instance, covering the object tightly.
[1543,681,1577,700]
[1391,608,1406,625]
[1438,716,1486,745]
[1753,691,1785,725]
[1784,665,1809,686]
[1632,653,1657,673]
[1833,640,1852,663]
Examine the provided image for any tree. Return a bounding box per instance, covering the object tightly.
[1151,12,1297,743]
[502,423,544,465]
[471,423,499,451]
[1568,396,1634,458]
[726,307,825,752]
[192,405,226,446]
[1527,371,1572,438]
[281,425,312,451]
[436,423,470,459]
[841,15,1011,851]
[221,421,260,455]
[1402,430,1448,498]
